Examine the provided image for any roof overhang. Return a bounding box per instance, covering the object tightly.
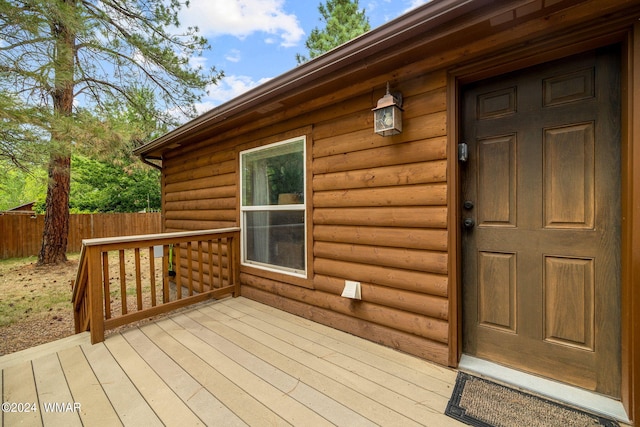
[134,0,639,161]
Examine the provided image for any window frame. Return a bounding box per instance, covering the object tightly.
[239,136,307,278]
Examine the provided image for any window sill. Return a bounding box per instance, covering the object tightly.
[240,264,314,289]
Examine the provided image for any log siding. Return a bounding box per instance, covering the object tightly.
[307,74,450,363]
[159,71,451,364]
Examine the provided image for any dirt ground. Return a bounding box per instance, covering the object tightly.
[0,251,172,356]
[0,256,78,355]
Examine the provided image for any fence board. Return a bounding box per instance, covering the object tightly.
[0,212,162,259]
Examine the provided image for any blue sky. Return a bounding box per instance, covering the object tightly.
[177,0,430,113]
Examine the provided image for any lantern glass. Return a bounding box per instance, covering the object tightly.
[374,104,402,136]
[372,85,403,136]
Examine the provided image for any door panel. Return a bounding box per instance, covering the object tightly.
[544,256,594,350]
[543,123,595,228]
[477,135,517,226]
[478,251,516,332]
[461,47,621,397]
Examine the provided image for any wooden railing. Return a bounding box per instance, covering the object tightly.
[72,228,241,344]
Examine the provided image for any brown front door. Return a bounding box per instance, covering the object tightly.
[461,47,621,397]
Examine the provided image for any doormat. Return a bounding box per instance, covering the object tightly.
[445,372,619,427]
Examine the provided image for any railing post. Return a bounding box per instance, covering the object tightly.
[73,299,81,333]
[87,246,105,343]
[232,234,241,297]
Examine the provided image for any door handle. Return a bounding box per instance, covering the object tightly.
[463,218,475,229]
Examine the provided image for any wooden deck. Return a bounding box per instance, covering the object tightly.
[0,297,463,426]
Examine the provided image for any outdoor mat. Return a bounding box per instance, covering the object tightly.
[445,372,620,427]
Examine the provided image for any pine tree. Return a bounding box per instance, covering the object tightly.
[296,0,370,64]
[0,0,222,264]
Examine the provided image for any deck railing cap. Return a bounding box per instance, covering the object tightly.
[80,227,241,247]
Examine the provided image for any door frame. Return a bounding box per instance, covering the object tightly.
[447,24,640,423]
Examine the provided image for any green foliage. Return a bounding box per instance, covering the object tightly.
[0,166,47,211]
[72,88,173,163]
[0,0,221,160]
[0,155,160,213]
[296,0,371,64]
[0,0,221,262]
[0,0,221,126]
[0,92,49,171]
[70,155,161,213]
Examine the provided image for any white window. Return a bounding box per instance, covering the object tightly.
[240,137,306,276]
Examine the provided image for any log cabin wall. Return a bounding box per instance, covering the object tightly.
[307,71,450,364]
[163,144,237,232]
[159,70,451,365]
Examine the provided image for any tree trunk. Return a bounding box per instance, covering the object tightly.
[38,0,76,265]
[39,154,70,264]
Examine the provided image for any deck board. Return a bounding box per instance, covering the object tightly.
[57,346,121,426]
[82,340,162,426]
[201,298,460,427]
[0,297,464,426]
[122,327,247,426]
[104,333,205,426]
[169,313,334,426]
[193,303,421,426]
[140,320,281,426]
[3,362,42,426]
[32,354,83,427]
[183,308,380,427]
[234,298,457,385]
[231,298,458,406]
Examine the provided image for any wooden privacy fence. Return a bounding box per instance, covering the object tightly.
[72,228,241,344]
[0,212,162,259]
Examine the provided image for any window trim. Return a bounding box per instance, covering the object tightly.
[239,136,307,278]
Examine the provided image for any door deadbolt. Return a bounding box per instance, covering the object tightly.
[463,200,474,210]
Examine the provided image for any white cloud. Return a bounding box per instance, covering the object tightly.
[365,1,378,14]
[189,56,208,69]
[404,0,430,14]
[192,100,217,116]
[366,0,429,25]
[197,74,272,112]
[180,0,305,47]
[224,49,241,63]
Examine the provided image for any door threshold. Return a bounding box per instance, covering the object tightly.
[459,355,630,424]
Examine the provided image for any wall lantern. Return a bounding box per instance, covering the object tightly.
[372,82,403,136]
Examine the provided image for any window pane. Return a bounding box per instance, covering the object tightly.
[245,210,305,271]
[242,139,304,206]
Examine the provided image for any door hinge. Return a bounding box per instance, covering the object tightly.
[458,142,469,162]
